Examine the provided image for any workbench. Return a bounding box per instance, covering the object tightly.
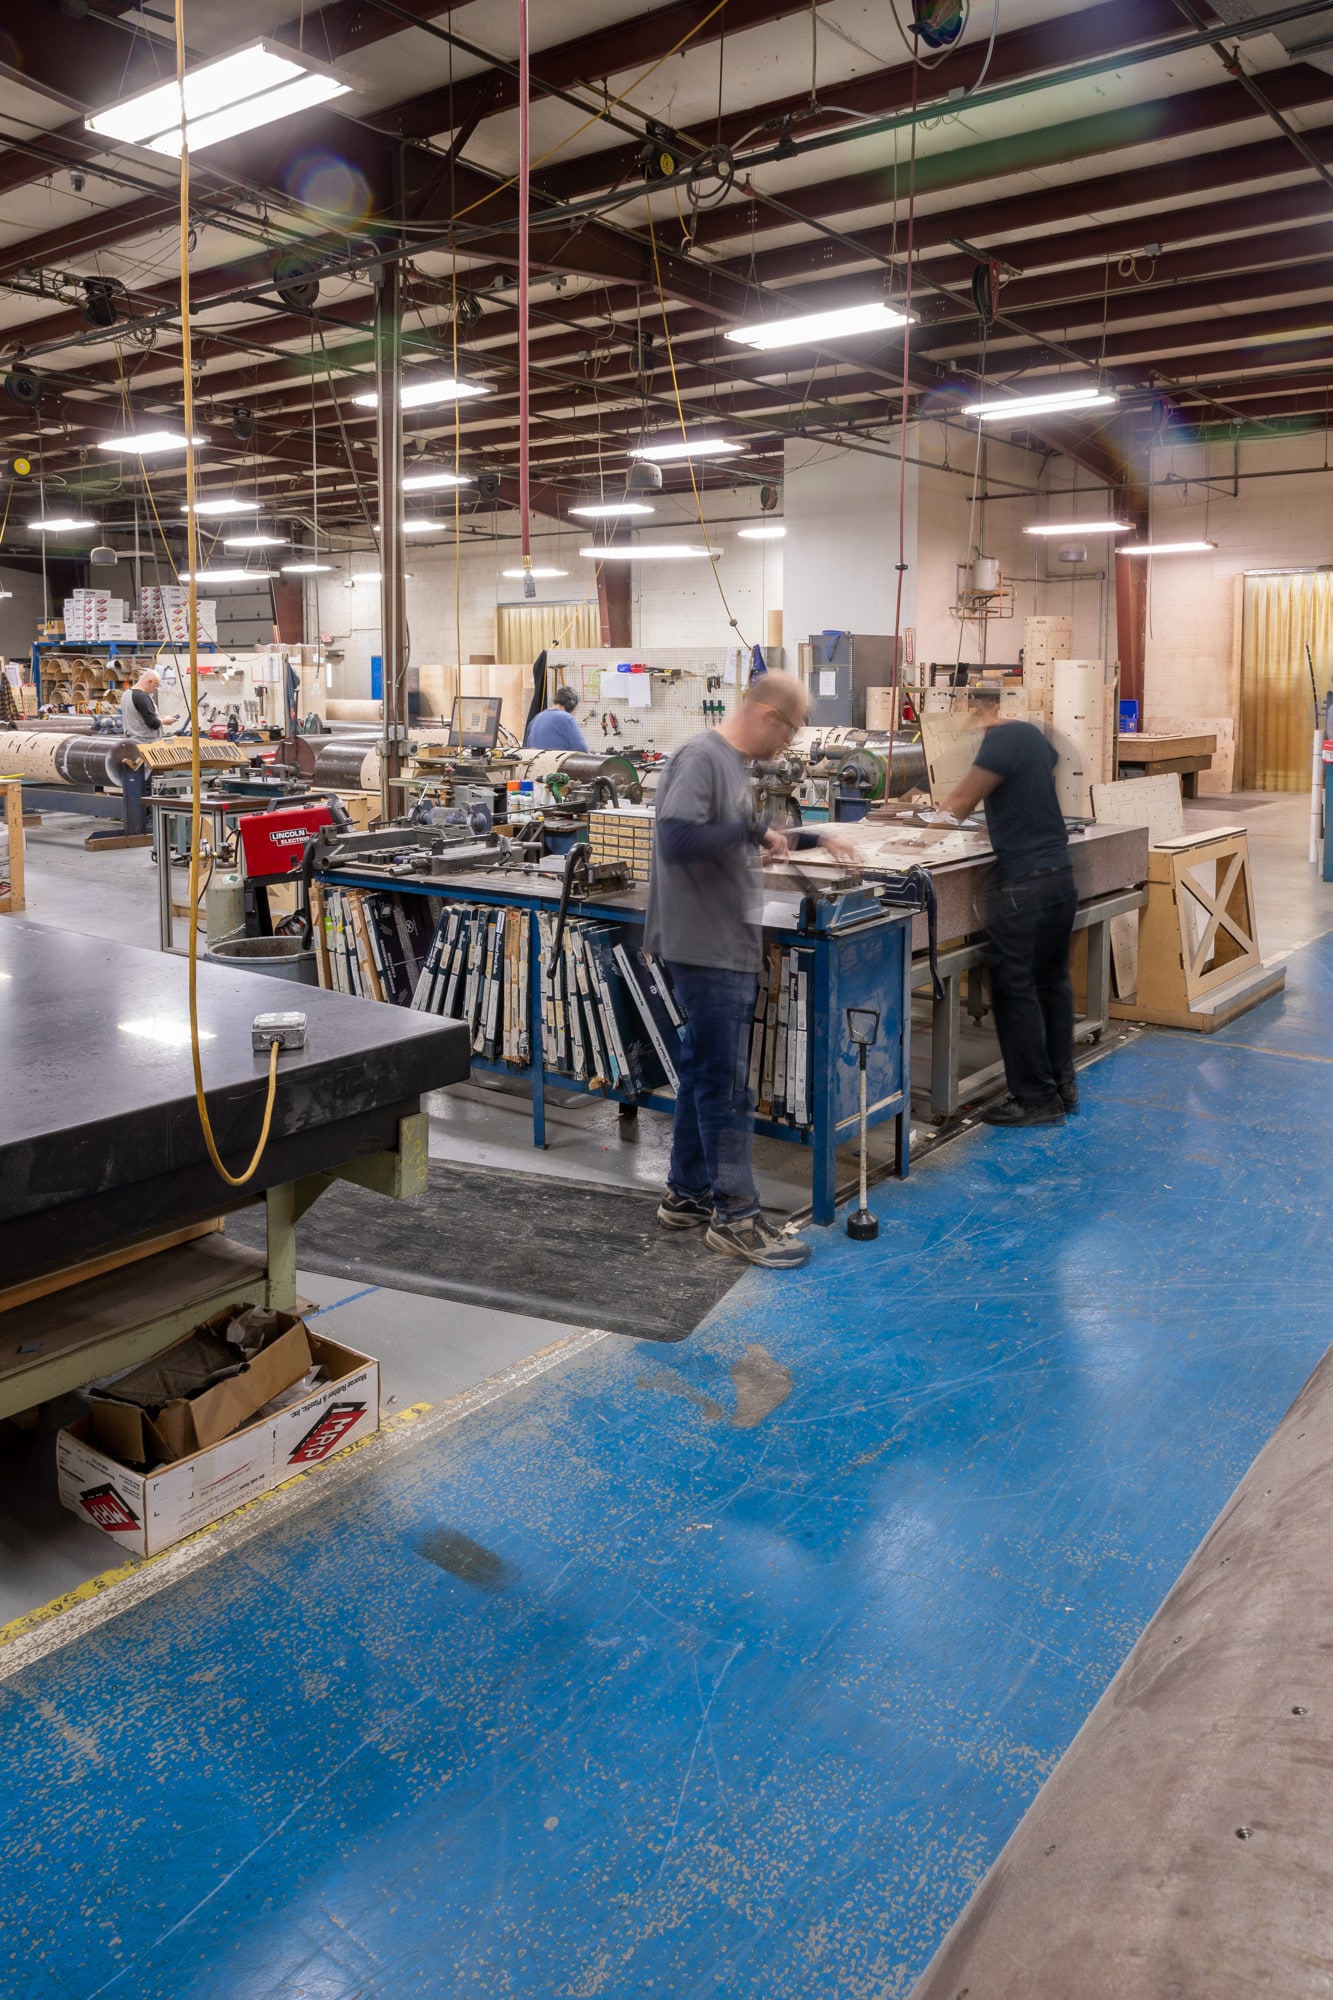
[315,863,914,1226]
[1116,732,1216,797]
[0,922,470,1421]
[804,817,1151,1122]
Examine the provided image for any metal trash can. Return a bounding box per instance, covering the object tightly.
[202,936,319,986]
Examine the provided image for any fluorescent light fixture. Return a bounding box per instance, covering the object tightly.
[580,545,718,561]
[569,501,655,519]
[402,469,474,492]
[1024,520,1133,537]
[30,516,95,531]
[178,568,276,584]
[737,523,786,540]
[630,437,743,462]
[182,497,258,516]
[281,561,333,574]
[502,566,567,579]
[119,1016,215,1048]
[344,572,413,585]
[726,301,913,349]
[964,387,1119,422]
[1121,540,1217,556]
[402,519,448,535]
[352,378,490,411]
[98,431,203,455]
[223,533,288,548]
[86,40,349,158]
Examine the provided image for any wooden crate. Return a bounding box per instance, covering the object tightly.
[1108,827,1282,1029]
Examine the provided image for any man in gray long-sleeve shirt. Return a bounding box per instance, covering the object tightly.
[645,672,854,1270]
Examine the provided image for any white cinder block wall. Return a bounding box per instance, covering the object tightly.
[320,426,1333,739]
[314,495,782,695]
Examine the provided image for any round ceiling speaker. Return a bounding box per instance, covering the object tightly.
[626,460,663,494]
[89,544,119,567]
[1057,544,1087,564]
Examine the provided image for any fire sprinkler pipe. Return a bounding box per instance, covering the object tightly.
[517,0,534,599]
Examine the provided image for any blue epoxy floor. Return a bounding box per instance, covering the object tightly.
[4,936,1333,2000]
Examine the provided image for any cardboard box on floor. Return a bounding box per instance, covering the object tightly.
[90,1309,313,1466]
[58,1332,379,1557]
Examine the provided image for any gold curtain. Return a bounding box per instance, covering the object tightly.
[1240,572,1328,791]
[496,598,600,661]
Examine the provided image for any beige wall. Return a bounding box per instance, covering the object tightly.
[1139,433,1333,734]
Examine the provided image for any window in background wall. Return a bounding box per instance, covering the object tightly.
[497,598,599,661]
[1240,571,1329,791]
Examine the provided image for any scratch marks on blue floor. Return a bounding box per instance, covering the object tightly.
[1,935,1331,2000]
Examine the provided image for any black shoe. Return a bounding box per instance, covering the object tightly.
[1056,1073,1080,1114]
[980,1094,1066,1128]
[657,1190,712,1230]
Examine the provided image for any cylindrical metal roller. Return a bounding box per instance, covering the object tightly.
[309,741,381,790]
[508,749,640,788]
[55,737,137,790]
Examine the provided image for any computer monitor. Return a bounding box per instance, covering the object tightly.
[450,694,502,751]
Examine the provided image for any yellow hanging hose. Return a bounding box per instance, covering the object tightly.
[177,0,280,1187]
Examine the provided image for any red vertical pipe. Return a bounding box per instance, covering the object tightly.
[517,0,532,589]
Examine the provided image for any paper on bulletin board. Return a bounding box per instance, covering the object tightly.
[625,673,652,709]
[724,648,739,685]
[582,666,605,701]
[818,670,837,697]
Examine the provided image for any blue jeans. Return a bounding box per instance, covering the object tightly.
[665,963,761,1222]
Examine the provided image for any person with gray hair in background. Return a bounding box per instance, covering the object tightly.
[645,671,857,1270]
[120,668,163,742]
[523,683,588,752]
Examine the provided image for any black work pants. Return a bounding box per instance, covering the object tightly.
[986,866,1078,1105]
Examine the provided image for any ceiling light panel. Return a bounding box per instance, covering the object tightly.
[86,41,349,157]
[726,302,913,350]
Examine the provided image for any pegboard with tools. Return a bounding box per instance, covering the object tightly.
[544,646,783,756]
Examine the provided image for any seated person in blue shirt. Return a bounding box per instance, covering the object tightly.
[524,685,588,751]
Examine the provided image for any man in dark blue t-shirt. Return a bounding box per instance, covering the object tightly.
[932,714,1077,1128]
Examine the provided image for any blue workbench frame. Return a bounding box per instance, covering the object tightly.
[316,871,914,1224]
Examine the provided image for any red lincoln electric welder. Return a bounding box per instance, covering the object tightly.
[235,796,347,939]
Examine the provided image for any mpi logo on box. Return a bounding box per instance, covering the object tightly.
[287,1402,366,1466]
[78,1483,141,1534]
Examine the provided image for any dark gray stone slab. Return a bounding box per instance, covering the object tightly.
[0,921,470,1279]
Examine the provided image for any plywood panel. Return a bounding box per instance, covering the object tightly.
[1051,659,1108,817]
[1091,774,1185,846]
[920,711,985,803]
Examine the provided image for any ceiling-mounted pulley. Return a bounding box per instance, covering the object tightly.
[273,253,320,313]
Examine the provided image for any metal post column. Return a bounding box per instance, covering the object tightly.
[376,255,406,821]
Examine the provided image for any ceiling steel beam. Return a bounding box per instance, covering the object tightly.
[688,65,1333,251]
[535,0,1188,203]
[378,0,831,141]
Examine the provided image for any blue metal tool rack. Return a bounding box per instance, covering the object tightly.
[315,866,914,1225]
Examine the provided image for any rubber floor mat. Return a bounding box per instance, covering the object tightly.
[226,1161,742,1343]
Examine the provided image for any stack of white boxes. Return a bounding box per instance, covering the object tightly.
[138,585,216,644]
[61,590,140,642]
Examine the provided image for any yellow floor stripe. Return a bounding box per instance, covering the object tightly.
[0,1402,434,1653]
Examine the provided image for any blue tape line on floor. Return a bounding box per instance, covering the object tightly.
[304,1285,382,1317]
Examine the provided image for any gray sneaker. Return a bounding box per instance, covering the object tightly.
[705,1215,812,1269]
